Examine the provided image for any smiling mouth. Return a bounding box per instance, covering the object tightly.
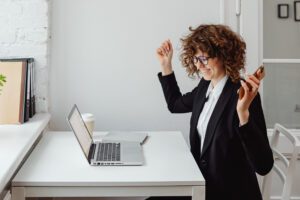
[201,68,211,73]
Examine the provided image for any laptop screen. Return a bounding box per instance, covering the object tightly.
[67,105,93,159]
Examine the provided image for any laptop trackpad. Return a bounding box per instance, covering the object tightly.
[121,142,144,164]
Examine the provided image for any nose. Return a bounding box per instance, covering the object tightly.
[195,62,205,70]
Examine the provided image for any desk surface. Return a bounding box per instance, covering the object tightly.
[12,131,205,187]
[0,113,50,193]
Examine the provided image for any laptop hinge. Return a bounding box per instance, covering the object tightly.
[88,143,96,163]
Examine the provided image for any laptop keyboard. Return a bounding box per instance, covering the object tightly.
[96,143,121,161]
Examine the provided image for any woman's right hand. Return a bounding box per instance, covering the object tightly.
[156,39,173,76]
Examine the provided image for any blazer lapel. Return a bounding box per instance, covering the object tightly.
[200,79,235,158]
[191,80,210,134]
[189,79,210,158]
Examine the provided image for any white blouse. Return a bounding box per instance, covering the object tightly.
[197,75,229,152]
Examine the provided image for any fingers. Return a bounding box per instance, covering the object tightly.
[248,74,259,84]
[157,39,173,57]
[156,47,167,57]
[167,39,173,51]
[240,77,259,101]
[256,68,262,77]
[162,40,171,54]
[156,48,164,56]
[162,43,169,55]
[256,67,266,80]
[238,87,244,100]
[246,75,260,92]
[240,80,250,96]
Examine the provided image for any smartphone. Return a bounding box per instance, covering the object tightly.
[238,65,265,99]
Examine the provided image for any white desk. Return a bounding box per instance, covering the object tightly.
[0,113,50,199]
[11,131,205,200]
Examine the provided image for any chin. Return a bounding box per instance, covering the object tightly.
[202,74,212,81]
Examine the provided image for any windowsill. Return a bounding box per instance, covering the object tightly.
[0,113,51,198]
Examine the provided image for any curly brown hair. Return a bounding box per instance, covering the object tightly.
[180,24,246,83]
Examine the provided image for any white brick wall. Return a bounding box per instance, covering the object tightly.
[0,0,50,112]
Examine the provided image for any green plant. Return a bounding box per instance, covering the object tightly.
[0,74,7,95]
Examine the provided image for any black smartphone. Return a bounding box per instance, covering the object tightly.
[238,65,265,99]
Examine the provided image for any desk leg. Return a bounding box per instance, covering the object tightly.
[11,187,25,200]
[192,186,205,200]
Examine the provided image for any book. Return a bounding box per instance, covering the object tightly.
[24,60,30,122]
[24,58,34,121]
[0,61,27,124]
[0,58,35,124]
[30,59,36,117]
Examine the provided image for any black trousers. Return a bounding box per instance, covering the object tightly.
[147,197,191,200]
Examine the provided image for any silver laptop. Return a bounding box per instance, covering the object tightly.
[67,104,144,166]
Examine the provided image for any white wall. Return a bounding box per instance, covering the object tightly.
[0,0,50,113]
[49,0,220,142]
[263,0,300,59]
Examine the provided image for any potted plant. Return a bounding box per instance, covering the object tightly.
[0,74,6,95]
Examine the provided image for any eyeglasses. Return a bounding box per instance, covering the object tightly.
[192,56,211,65]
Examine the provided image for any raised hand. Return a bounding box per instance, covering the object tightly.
[156,39,173,76]
[237,66,265,125]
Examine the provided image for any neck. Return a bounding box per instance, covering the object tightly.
[211,74,226,88]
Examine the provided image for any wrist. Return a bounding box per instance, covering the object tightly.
[238,109,249,126]
[161,65,173,76]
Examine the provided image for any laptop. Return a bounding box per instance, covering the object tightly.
[67,104,144,166]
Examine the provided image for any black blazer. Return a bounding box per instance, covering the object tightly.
[158,72,274,200]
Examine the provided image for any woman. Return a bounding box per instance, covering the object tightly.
[154,24,274,200]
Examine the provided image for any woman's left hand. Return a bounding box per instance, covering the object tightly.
[236,74,260,125]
